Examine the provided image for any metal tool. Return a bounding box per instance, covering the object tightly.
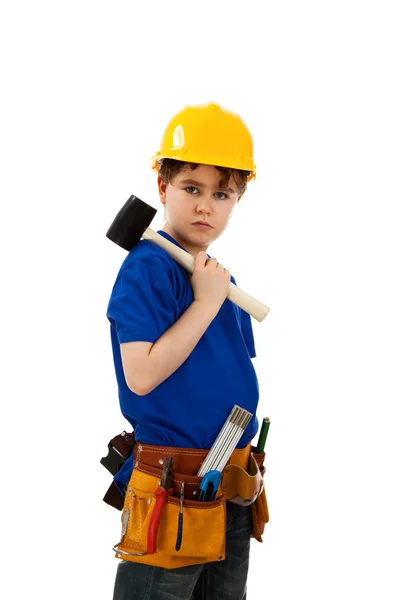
[175,482,185,551]
[147,457,174,555]
[197,405,252,502]
[197,405,253,478]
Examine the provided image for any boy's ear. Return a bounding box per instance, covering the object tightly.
[158,176,167,205]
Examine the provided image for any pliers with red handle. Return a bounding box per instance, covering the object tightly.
[147,457,174,554]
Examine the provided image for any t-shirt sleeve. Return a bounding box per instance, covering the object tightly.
[230,274,257,358]
[107,256,179,344]
[240,310,256,358]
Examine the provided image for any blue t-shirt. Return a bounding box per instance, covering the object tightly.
[107,231,260,490]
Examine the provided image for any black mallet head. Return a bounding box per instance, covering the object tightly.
[106,195,157,251]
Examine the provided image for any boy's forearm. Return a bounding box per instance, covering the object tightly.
[144,300,218,393]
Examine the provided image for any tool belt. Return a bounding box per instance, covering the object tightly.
[111,441,269,569]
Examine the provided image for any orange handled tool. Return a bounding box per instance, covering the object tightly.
[147,457,173,555]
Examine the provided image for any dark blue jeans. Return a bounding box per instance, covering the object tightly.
[113,501,252,600]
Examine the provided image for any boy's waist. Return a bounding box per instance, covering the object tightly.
[102,434,264,509]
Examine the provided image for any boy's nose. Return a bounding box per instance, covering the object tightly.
[196,198,213,214]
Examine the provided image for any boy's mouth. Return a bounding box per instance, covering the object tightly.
[193,221,212,229]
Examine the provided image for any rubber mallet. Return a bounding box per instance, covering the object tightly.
[106,195,270,322]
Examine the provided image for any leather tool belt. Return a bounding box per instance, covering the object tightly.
[110,441,269,569]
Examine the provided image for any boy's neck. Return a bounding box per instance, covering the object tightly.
[161,224,209,257]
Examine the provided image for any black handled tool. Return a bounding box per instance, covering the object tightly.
[175,482,185,551]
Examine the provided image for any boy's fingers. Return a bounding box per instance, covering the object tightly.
[218,264,230,280]
[194,253,229,274]
[194,251,208,269]
[205,257,218,268]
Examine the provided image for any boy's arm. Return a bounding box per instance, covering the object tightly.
[120,251,230,395]
[121,300,217,395]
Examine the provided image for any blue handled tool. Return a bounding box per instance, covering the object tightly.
[198,470,221,502]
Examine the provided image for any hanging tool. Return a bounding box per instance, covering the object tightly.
[100,430,135,475]
[256,417,270,453]
[175,482,185,551]
[147,457,174,555]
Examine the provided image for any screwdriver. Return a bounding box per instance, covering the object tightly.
[175,482,185,551]
[256,417,270,454]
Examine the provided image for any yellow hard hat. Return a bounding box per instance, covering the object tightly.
[151,101,256,181]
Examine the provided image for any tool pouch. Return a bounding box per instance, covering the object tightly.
[113,464,226,569]
[249,447,269,541]
[218,445,268,542]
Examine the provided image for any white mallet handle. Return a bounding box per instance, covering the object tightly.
[142,228,269,322]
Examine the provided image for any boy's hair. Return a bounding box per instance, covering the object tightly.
[159,159,249,196]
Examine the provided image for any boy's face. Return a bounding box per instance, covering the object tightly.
[158,164,242,256]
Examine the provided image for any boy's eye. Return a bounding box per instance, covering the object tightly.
[184,187,228,199]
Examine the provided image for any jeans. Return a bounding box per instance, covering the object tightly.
[112,501,252,600]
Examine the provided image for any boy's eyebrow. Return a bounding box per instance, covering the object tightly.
[179,178,235,194]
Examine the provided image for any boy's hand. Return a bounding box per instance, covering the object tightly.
[191,251,230,312]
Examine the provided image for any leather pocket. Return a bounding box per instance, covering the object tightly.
[251,487,269,541]
[249,447,269,541]
[115,470,158,556]
[157,494,226,560]
[222,453,264,506]
[114,466,226,567]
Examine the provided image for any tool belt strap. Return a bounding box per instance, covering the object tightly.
[135,442,250,471]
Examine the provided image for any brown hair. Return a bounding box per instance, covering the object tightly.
[158,159,248,196]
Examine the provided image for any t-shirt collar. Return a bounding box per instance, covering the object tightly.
[157,230,188,253]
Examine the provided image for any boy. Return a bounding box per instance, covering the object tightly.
[107,101,266,599]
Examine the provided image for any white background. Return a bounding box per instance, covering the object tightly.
[1,1,399,598]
